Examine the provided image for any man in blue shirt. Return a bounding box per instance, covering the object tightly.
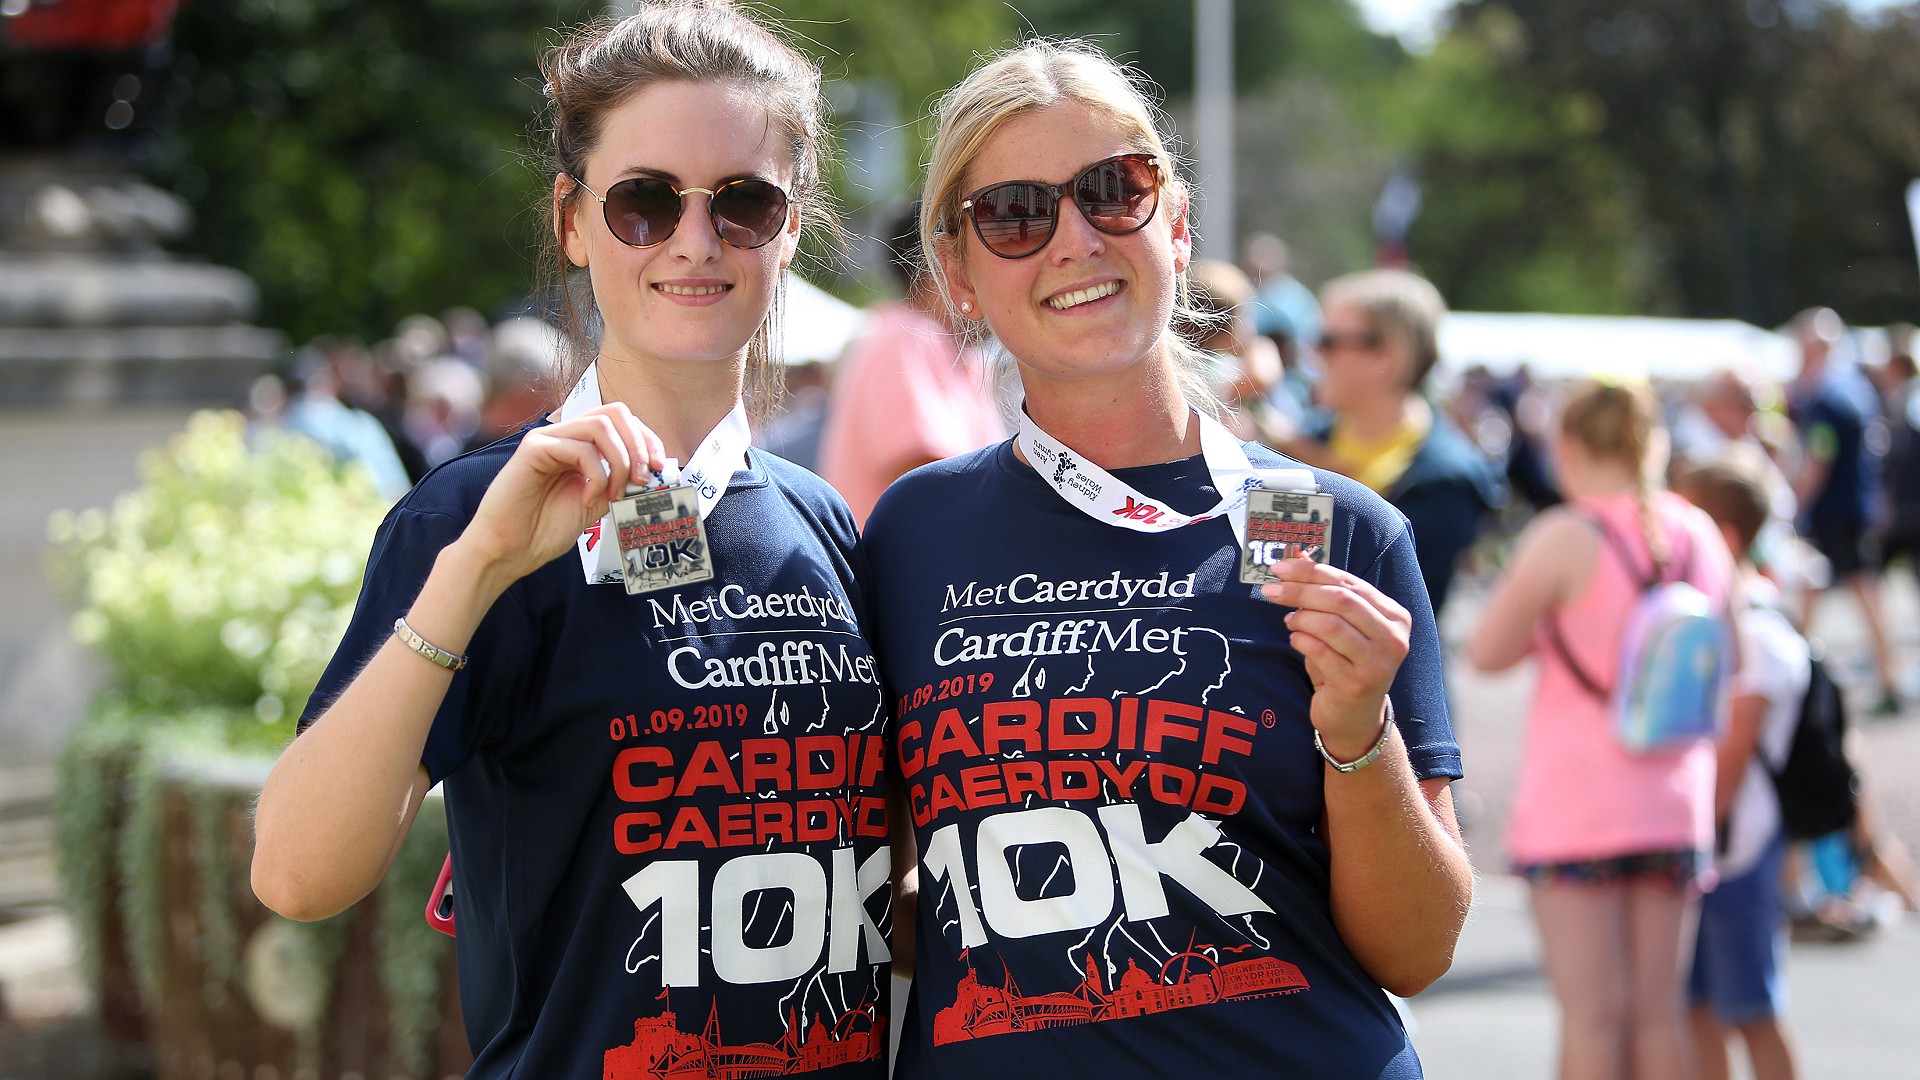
[1788,307,1901,713]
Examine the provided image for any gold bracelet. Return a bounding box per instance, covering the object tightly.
[392,616,468,672]
[1314,698,1394,773]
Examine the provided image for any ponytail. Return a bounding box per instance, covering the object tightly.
[1561,378,1672,574]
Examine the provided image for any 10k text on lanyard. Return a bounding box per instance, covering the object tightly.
[1013,406,1309,549]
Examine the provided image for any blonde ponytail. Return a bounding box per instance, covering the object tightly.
[1561,378,1672,573]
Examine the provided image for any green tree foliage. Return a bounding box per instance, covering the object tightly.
[1385,5,1662,314]
[1773,7,1920,322]
[1014,0,1400,93]
[152,0,1022,338]
[156,0,574,344]
[1417,0,1920,323]
[763,0,1009,124]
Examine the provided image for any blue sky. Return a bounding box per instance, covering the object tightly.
[1356,0,1915,49]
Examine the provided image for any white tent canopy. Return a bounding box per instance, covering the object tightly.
[781,273,868,366]
[1436,312,1798,384]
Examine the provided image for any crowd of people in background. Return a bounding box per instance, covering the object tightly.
[248,215,1920,1080]
[247,308,566,501]
[242,233,1920,693]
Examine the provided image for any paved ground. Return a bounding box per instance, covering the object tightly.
[1411,875,1919,1079]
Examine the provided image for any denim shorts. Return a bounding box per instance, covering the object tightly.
[1514,848,1706,891]
[1689,833,1789,1024]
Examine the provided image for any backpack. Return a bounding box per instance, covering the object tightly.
[1764,643,1860,840]
[1547,511,1731,755]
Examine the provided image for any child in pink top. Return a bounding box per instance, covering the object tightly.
[1469,380,1736,1080]
[1504,488,1728,868]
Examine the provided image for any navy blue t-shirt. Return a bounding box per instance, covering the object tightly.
[1791,375,1879,526]
[302,430,892,1080]
[863,440,1460,1080]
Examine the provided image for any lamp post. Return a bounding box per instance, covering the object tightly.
[1194,0,1235,263]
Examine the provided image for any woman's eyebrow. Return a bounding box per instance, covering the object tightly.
[613,165,774,186]
[614,165,680,184]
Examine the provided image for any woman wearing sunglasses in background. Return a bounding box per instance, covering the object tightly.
[863,40,1472,1079]
[1289,271,1505,619]
[251,5,894,1078]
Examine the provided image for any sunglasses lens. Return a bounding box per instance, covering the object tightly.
[971,182,1057,258]
[1076,156,1158,235]
[711,180,789,249]
[1319,332,1376,353]
[603,178,683,247]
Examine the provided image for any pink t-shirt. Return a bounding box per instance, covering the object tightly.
[1505,491,1735,866]
[818,303,1004,525]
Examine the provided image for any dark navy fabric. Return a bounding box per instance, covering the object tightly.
[863,439,1460,1080]
[1791,374,1879,527]
[1881,381,1920,537]
[1312,409,1504,615]
[1382,414,1505,615]
[302,429,892,1080]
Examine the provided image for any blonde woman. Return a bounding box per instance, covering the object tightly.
[1468,380,1737,1080]
[863,40,1472,1079]
[252,5,893,1077]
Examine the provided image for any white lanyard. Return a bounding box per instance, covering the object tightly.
[1014,405,1280,548]
[558,362,752,585]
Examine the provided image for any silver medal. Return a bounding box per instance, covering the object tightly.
[613,482,714,595]
[1239,487,1335,585]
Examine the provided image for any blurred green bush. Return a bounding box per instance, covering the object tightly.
[48,415,458,1078]
[48,410,385,745]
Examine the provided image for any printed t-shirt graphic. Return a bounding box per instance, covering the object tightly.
[302,431,892,1080]
[863,440,1460,1080]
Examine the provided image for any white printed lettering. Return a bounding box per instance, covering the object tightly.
[621,847,889,987]
[920,807,1270,945]
[975,807,1115,939]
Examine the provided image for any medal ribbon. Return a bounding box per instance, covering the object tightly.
[558,361,752,584]
[1013,405,1275,548]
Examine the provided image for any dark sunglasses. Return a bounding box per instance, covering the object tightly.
[959,153,1162,260]
[569,174,790,250]
[1318,330,1383,353]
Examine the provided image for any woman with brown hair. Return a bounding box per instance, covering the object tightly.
[250,5,893,1077]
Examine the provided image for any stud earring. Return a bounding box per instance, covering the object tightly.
[959,301,972,314]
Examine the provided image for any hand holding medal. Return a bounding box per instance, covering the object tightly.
[458,400,668,590]
[554,362,750,589]
[1260,559,1411,763]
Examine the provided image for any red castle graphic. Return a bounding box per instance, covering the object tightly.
[604,992,881,1079]
[933,937,1308,1045]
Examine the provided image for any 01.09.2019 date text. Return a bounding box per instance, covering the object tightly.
[896,671,994,716]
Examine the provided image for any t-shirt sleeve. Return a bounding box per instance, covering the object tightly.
[1367,523,1462,781]
[298,503,533,783]
[1732,611,1797,707]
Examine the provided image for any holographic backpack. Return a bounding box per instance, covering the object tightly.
[1548,512,1730,755]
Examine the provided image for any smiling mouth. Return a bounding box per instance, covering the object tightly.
[656,283,730,296]
[1046,281,1119,310]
